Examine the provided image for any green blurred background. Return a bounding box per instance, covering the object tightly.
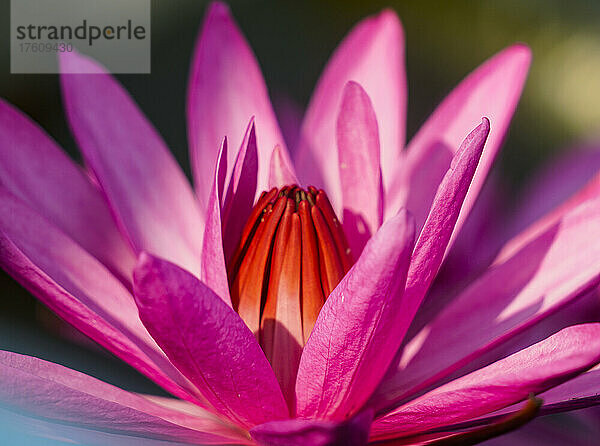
[0,0,599,394]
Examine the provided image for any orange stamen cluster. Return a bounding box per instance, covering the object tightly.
[228,185,352,388]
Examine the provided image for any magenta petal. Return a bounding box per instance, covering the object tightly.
[371,324,600,440]
[0,190,198,402]
[221,119,259,263]
[187,1,290,206]
[251,410,373,446]
[133,253,289,428]
[295,9,406,213]
[0,351,249,444]
[201,139,231,306]
[337,81,383,255]
[389,119,489,355]
[0,99,135,282]
[376,196,600,409]
[59,50,204,276]
[386,44,531,228]
[269,144,299,189]
[296,210,414,420]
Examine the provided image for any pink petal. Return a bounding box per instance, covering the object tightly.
[386,44,531,231]
[337,81,383,255]
[0,189,198,402]
[269,144,299,189]
[0,351,249,444]
[375,196,600,409]
[250,410,373,446]
[133,253,289,428]
[385,119,489,368]
[187,1,290,206]
[59,50,204,276]
[201,139,231,306]
[221,119,259,263]
[0,99,135,282]
[295,9,406,213]
[296,210,414,420]
[371,324,600,440]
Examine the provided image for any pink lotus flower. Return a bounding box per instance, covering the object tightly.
[1,2,600,444]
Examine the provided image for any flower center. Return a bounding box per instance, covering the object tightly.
[228,185,352,400]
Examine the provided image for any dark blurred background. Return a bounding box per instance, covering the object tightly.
[1,0,599,394]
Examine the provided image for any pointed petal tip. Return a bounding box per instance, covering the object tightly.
[507,42,533,62]
[494,43,532,77]
[58,47,105,74]
[376,7,403,32]
[206,0,231,18]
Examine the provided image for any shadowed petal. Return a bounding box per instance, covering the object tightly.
[221,119,259,263]
[251,410,373,446]
[201,139,231,306]
[480,365,600,422]
[295,9,406,213]
[337,81,383,255]
[59,50,204,276]
[0,351,250,445]
[376,119,488,391]
[0,99,135,282]
[386,45,530,231]
[375,196,600,409]
[0,189,198,402]
[296,210,414,420]
[509,144,600,237]
[187,1,290,206]
[133,253,289,428]
[371,324,600,440]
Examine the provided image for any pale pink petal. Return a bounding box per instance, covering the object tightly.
[337,81,383,255]
[187,1,290,206]
[296,210,414,420]
[221,119,259,263]
[0,351,249,444]
[269,144,299,189]
[201,139,231,306]
[0,99,135,282]
[59,50,204,276]
[295,9,406,213]
[251,410,373,446]
[386,45,531,233]
[375,197,600,410]
[0,189,198,402]
[371,324,600,440]
[133,253,289,428]
[0,407,211,446]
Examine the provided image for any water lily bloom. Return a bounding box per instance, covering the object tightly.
[3,1,600,445]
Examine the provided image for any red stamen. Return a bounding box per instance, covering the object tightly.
[311,205,345,298]
[261,203,303,408]
[231,195,286,336]
[315,191,353,271]
[298,200,324,344]
[228,185,353,370]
